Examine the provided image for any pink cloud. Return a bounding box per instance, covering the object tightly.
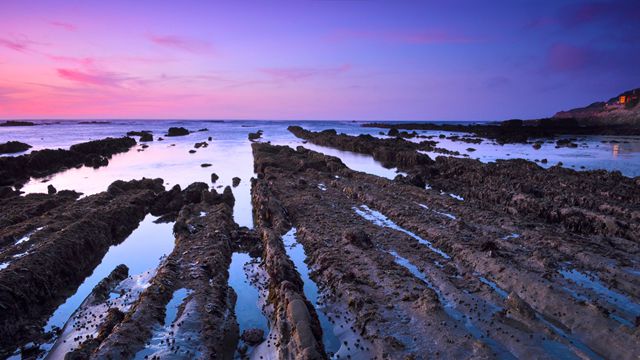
[56,68,131,87]
[49,21,77,31]
[327,29,475,44]
[148,35,213,54]
[0,36,36,52]
[260,64,352,81]
[49,55,96,67]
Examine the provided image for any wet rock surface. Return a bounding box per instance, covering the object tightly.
[0,136,137,187]
[92,192,242,359]
[252,142,640,359]
[291,127,640,241]
[0,178,167,356]
[0,141,31,154]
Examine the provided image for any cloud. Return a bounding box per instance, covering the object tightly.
[49,21,77,31]
[56,68,132,87]
[260,64,352,81]
[148,35,213,54]
[327,29,475,44]
[0,36,37,52]
[49,55,96,67]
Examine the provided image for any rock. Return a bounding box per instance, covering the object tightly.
[189,150,196,154]
[555,138,578,148]
[388,128,399,136]
[505,292,536,320]
[126,131,153,142]
[0,137,137,187]
[166,127,190,137]
[248,130,263,141]
[232,177,241,187]
[47,184,57,194]
[0,121,35,127]
[158,137,164,141]
[532,143,541,150]
[466,147,476,152]
[0,141,32,154]
[342,229,372,247]
[208,136,212,141]
[241,328,264,345]
[211,173,219,183]
[201,163,212,168]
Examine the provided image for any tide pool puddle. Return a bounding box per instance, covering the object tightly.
[417,203,457,220]
[559,268,640,325]
[0,227,46,271]
[134,289,203,359]
[228,253,269,335]
[387,250,514,359]
[478,276,509,299]
[281,229,341,355]
[14,227,44,245]
[473,270,601,359]
[38,214,175,357]
[46,270,157,358]
[354,205,450,259]
[501,233,520,241]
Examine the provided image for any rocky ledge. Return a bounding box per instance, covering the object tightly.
[251,141,640,359]
[0,136,137,187]
[289,127,640,241]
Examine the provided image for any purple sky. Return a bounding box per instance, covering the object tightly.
[0,0,638,120]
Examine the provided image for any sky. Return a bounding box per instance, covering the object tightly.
[0,0,638,121]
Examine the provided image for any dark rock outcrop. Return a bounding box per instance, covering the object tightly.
[0,141,31,154]
[0,121,35,127]
[165,127,190,137]
[0,137,137,187]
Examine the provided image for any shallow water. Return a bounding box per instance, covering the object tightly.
[354,205,450,259]
[281,228,341,355]
[228,253,269,334]
[388,250,514,359]
[559,268,640,325]
[44,214,175,333]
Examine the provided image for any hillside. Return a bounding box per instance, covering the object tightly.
[553,88,640,126]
